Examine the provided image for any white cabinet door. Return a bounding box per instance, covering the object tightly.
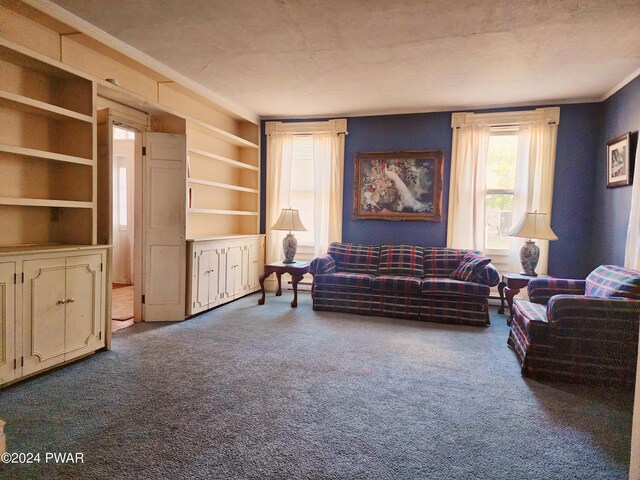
[244,239,261,292]
[64,254,104,361]
[0,263,16,385]
[192,247,210,314]
[22,257,67,376]
[207,247,223,307]
[225,245,243,299]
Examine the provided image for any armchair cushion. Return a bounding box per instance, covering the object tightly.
[328,242,380,275]
[528,278,586,305]
[372,275,422,294]
[450,252,492,282]
[313,272,375,289]
[512,299,548,342]
[421,278,490,297]
[378,245,424,277]
[585,265,640,299]
[309,254,336,275]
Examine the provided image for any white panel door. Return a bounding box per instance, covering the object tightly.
[22,257,67,376]
[207,247,223,307]
[142,132,187,321]
[65,254,104,361]
[0,263,16,385]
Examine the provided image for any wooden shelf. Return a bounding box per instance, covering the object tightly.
[0,90,93,123]
[188,208,258,216]
[189,118,259,149]
[0,144,94,166]
[0,197,93,208]
[188,148,258,171]
[188,178,258,194]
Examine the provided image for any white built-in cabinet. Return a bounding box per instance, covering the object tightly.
[187,235,265,316]
[0,247,106,387]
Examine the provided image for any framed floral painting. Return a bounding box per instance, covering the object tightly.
[353,150,443,221]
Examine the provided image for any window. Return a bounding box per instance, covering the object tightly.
[289,136,315,247]
[484,129,518,251]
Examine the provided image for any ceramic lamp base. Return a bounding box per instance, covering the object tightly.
[282,233,298,264]
[520,240,540,276]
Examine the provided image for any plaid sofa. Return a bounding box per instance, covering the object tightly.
[310,243,500,326]
[508,265,640,387]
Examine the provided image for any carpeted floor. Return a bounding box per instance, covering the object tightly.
[0,293,634,479]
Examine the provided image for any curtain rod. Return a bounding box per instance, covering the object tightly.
[455,121,557,129]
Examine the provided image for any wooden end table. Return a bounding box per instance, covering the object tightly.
[258,261,310,308]
[498,272,549,325]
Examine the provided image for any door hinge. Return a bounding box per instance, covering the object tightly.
[13,273,17,284]
[100,263,103,272]
[142,146,147,156]
[99,331,102,340]
[21,356,24,367]
[142,294,145,304]
[21,272,24,283]
[13,358,16,369]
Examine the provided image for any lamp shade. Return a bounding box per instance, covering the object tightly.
[509,212,558,241]
[271,208,307,232]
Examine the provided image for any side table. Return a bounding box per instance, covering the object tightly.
[498,272,548,325]
[258,261,310,308]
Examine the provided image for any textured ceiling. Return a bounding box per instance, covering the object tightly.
[50,0,640,118]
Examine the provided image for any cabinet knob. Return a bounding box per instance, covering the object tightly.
[67,298,75,303]
[57,299,67,305]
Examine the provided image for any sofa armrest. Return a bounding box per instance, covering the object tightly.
[528,278,586,304]
[310,254,336,275]
[547,294,640,326]
[474,263,500,287]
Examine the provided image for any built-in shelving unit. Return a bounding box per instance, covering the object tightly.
[0,41,96,247]
[186,118,260,239]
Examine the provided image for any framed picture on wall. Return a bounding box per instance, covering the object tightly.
[606,132,635,188]
[353,150,443,221]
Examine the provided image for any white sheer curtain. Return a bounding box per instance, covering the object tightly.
[265,120,346,263]
[507,119,559,274]
[265,133,294,264]
[625,137,640,270]
[447,123,490,250]
[313,132,344,257]
[448,108,560,273]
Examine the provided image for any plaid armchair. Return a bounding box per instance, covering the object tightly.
[508,265,640,386]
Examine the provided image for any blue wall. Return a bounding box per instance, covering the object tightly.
[261,78,639,278]
[591,75,640,268]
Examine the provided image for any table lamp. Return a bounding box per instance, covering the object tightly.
[509,211,558,276]
[271,208,307,263]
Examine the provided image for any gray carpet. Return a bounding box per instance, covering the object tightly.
[0,293,634,479]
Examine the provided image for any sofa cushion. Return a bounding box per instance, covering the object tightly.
[328,242,380,275]
[372,275,422,294]
[423,247,470,277]
[450,252,492,282]
[421,278,490,297]
[585,265,640,300]
[378,245,424,277]
[313,272,374,289]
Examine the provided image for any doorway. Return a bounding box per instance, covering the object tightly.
[111,126,137,332]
